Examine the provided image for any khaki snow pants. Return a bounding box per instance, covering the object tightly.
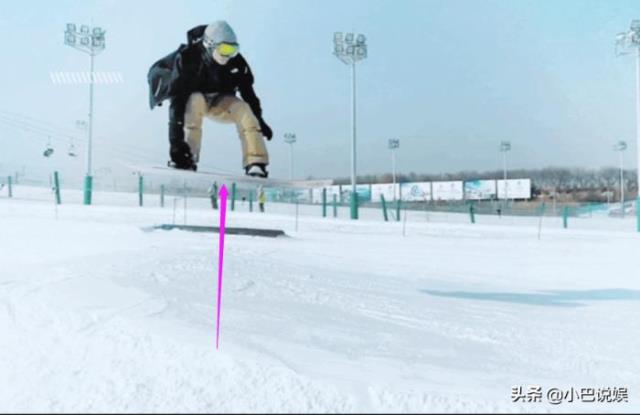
[183,93,269,168]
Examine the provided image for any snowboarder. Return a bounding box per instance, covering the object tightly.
[148,21,273,177]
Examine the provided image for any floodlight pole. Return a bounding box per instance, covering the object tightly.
[289,140,294,180]
[284,133,296,180]
[636,47,640,225]
[289,143,293,180]
[86,50,95,205]
[388,139,400,201]
[614,141,628,218]
[351,61,357,212]
[617,21,640,230]
[503,150,508,201]
[620,148,625,217]
[391,146,397,201]
[333,32,367,220]
[64,24,105,205]
[500,141,510,208]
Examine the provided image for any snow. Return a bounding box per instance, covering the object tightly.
[1,185,639,413]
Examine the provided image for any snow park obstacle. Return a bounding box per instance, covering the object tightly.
[152,224,286,238]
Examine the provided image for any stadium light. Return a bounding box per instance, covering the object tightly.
[333,31,368,219]
[615,20,640,231]
[345,33,354,44]
[64,23,106,205]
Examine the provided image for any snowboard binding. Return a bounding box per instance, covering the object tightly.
[167,160,197,171]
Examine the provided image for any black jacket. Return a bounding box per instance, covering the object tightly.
[147,25,263,120]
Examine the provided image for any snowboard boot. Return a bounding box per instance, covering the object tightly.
[168,118,197,170]
[169,140,197,171]
[245,163,268,178]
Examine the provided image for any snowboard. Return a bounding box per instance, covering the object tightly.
[125,164,334,189]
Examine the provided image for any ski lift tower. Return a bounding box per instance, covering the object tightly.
[64,24,106,205]
[333,32,368,220]
[615,20,640,231]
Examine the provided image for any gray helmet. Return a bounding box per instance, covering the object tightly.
[203,21,238,49]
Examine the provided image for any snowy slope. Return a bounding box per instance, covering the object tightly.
[1,188,639,413]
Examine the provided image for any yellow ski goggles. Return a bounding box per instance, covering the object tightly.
[215,42,239,58]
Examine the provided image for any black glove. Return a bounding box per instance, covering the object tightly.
[170,141,195,169]
[258,118,273,141]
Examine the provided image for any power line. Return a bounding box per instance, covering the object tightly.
[0,111,159,164]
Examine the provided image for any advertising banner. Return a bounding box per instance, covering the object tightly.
[263,187,281,202]
[340,184,372,203]
[371,183,399,201]
[311,185,341,203]
[464,179,497,200]
[400,182,432,201]
[432,181,464,201]
[290,188,312,202]
[497,179,531,199]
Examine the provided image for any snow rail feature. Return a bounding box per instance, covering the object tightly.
[152,224,286,238]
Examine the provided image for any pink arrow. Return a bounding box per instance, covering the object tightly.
[216,184,229,350]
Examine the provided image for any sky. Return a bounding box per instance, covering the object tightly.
[1,0,639,183]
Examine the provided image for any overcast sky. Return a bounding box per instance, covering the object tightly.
[1,0,639,182]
